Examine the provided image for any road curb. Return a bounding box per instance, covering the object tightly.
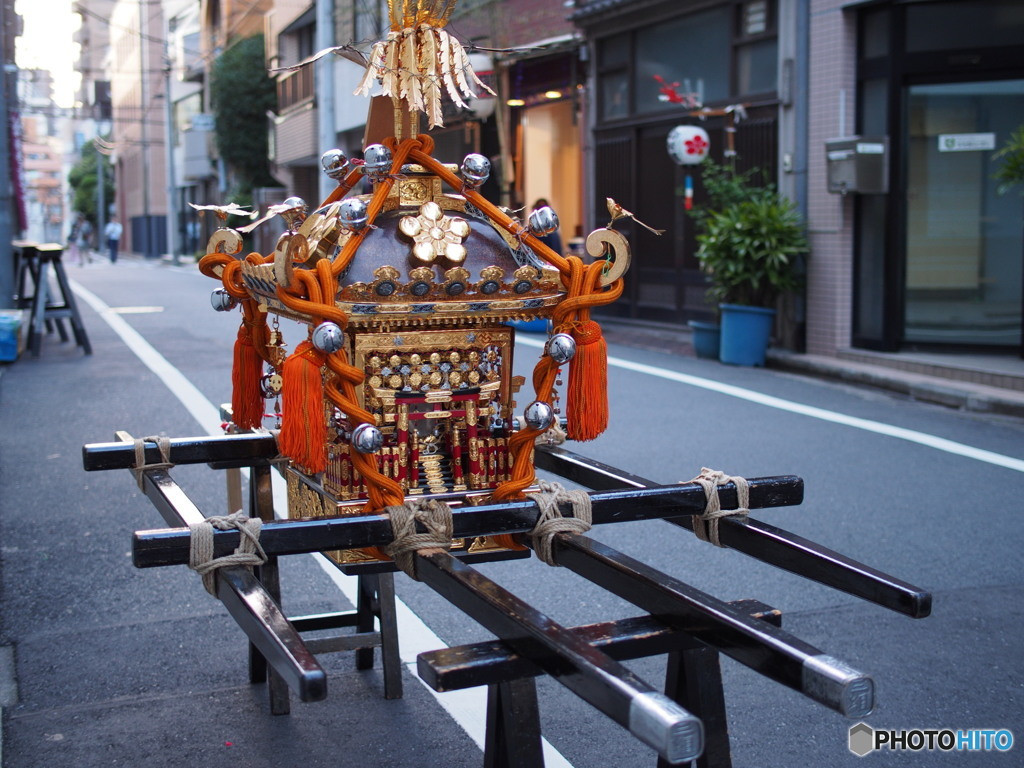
[766,350,1024,419]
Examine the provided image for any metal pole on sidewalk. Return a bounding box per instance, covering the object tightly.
[163,42,179,265]
[96,140,106,258]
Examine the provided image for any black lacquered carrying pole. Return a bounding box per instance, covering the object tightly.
[539,533,874,718]
[129,475,803,568]
[413,549,704,765]
[535,446,931,619]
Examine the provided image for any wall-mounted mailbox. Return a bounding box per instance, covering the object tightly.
[825,136,888,194]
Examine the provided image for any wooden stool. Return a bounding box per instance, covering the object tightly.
[21,243,91,356]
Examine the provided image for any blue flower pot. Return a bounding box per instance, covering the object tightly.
[688,320,721,360]
[718,303,775,366]
[506,318,550,333]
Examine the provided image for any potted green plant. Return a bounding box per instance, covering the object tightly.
[695,178,808,366]
[685,161,770,360]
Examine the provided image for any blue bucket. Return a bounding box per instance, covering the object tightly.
[0,311,22,362]
[718,303,775,366]
[688,320,721,360]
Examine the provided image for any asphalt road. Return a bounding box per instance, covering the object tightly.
[1,257,1022,767]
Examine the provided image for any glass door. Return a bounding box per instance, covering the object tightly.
[904,79,1024,347]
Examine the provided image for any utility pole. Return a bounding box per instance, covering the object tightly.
[95,140,106,256]
[163,43,178,264]
[138,0,153,257]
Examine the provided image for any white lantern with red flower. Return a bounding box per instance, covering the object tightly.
[666,125,710,165]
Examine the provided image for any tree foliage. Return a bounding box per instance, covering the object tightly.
[993,126,1024,196]
[209,34,279,198]
[67,139,115,223]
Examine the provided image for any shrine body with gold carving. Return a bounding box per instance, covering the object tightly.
[83,2,931,766]
[200,131,629,568]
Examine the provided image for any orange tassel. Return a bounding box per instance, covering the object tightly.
[279,341,328,473]
[566,320,609,442]
[231,323,265,430]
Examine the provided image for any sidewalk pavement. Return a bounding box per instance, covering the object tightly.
[597,319,1024,420]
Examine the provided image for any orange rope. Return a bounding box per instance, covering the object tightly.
[199,251,277,430]
[317,165,365,208]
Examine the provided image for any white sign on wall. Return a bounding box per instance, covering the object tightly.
[937,133,996,152]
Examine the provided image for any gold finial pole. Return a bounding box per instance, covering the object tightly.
[388,0,457,30]
[357,0,493,131]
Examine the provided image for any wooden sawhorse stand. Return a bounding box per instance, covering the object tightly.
[419,599,781,768]
[13,241,91,356]
[103,431,402,714]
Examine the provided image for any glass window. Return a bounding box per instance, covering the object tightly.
[906,0,1024,52]
[635,7,732,112]
[741,0,769,36]
[736,38,777,95]
[174,93,202,147]
[598,34,630,69]
[860,8,889,59]
[600,71,630,121]
[355,0,389,43]
[903,79,1024,346]
[854,195,888,341]
[859,77,887,136]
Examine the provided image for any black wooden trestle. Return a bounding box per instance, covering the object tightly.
[82,431,931,767]
[13,241,91,356]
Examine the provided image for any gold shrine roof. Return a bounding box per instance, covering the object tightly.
[241,169,565,330]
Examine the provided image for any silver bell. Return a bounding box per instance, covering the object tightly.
[545,333,576,364]
[311,322,345,353]
[321,148,349,180]
[362,144,393,183]
[460,154,491,188]
[210,288,237,312]
[523,401,555,431]
[528,206,559,237]
[279,196,308,229]
[351,423,384,454]
[337,197,369,232]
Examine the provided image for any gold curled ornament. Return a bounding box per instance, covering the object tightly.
[273,233,309,288]
[586,228,632,287]
[399,201,470,264]
[299,201,346,257]
[206,228,243,257]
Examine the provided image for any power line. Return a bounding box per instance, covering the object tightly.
[76,4,203,59]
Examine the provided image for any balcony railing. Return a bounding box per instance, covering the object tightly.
[277,66,314,113]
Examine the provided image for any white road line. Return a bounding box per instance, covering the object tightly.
[72,279,575,767]
[517,335,1024,473]
[73,283,223,435]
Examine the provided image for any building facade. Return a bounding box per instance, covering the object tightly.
[18,70,65,244]
[109,0,169,257]
[267,0,320,209]
[74,0,1024,360]
[571,0,1024,359]
[808,0,1024,358]
[571,0,794,327]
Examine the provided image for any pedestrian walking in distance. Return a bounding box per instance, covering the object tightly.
[104,218,123,263]
[69,214,94,266]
